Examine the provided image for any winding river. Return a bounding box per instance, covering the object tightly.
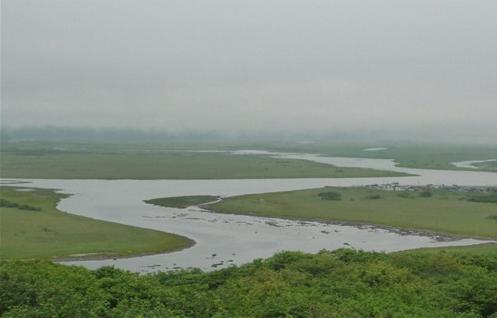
[3,152,497,272]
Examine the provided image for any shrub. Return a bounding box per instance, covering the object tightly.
[0,199,41,211]
[468,194,497,203]
[2,250,497,317]
[419,191,432,198]
[318,191,342,201]
[365,194,382,200]
[397,192,411,198]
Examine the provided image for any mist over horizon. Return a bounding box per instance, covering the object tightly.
[2,125,497,145]
[2,0,497,143]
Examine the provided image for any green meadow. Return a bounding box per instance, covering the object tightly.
[473,160,497,171]
[0,150,407,180]
[404,243,497,256]
[231,140,497,172]
[2,140,496,180]
[205,187,497,240]
[0,187,193,260]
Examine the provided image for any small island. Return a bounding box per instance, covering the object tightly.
[144,195,220,209]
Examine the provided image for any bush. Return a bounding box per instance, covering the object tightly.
[1,250,497,317]
[0,199,41,211]
[365,194,382,200]
[397,192,411,198]
[468,194,497,203]
[419,191,432,198]
[318,191,342,200]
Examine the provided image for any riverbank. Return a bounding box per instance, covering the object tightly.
[3,140,497,173]
[0,147,409,179]
[0,187,194,260]
[196,186,497,241]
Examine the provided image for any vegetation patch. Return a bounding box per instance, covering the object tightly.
[472,160,497,171]
[365,194,382,200]
[400,243,497,256]
[0,142,410,179]
[397,192,413,198]
[0,198,41,211]
[3,140,497,173]
[234,140,497,172]
[1,249,497,317]
[0,187,194,259]
[468,194,497,204]
[318,191,342,201]
[208,187,497,240]
[145,195,219,208]
[419,190,433,198]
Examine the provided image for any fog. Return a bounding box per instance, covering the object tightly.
[2,0,496,140]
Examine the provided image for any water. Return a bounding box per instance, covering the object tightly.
[363,147,388,152]
[3,153,496,273]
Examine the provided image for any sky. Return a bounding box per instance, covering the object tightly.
[2,0,497,139]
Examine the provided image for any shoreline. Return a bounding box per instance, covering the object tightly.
[54,237,196,262]
[199,201,496,243]
[1,186,197,262]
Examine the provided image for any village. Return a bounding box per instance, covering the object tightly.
[366,183,497,194]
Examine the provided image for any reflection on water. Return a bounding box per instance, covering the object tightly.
[3,153,496,272]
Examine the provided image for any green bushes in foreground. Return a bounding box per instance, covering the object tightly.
[1,249,497,317]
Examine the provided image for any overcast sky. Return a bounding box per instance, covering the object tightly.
[2,0,496,138]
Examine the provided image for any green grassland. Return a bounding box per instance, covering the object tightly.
[0,146,408,179]
[0,187,193,259]
[145,195,219,208]
[2,249,497,317]
[2,140,497,179]
[404,243,497,256]
[206,187,497,240]
[473,160,497,171]
[256,141,497,172]
[366,145,497,171]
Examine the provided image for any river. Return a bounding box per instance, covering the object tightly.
[2,153,496,272]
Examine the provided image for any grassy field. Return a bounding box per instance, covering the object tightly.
[2,140,497,180]
[368,145,497,171]
[0,139,497,179]
[145,195,219,208]
[0,187,193,259]
[205,187,497,240]
[257,141,497,172]
[404,243,497,256]
[0,144,408,179]
[473,160,497,171]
